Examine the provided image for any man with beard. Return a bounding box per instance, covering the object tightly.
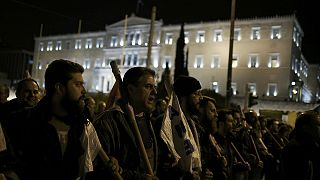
[93,67,158,179]
[158,75,203,179]
[2,59,98,179]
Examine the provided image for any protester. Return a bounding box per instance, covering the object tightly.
[214,109,251,180]
[263,118,282,180]
[84,96,96,121]
[93,66,158,179]
[2,59,106,179]
[158,75,204,179]
[198,96,228,180]
[95,100,106,116]
[281,111,320,180]
[0,78,41,119]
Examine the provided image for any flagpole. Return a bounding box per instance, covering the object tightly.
[121,15,128,66]
[78,19,82,34]
[226,0,236,107]
[34,23,43,82]
[146,6,156,68]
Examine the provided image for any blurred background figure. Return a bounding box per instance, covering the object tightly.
[0,84,9,105]
[281,111,320,180]
[84,96,96,122]
[95,100,106,116]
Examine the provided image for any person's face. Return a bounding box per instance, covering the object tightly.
[61,73,86,114]
[17,81,40,107]
[206,101,218,133]
[233,112,241,126]
[86,98,96,110]
[224,114,234,133]
[128,74,157,114]
[187,90,202,115]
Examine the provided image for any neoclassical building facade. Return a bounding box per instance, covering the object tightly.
[32,14,320,104]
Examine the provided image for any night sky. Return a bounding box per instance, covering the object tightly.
[1,0,319,64]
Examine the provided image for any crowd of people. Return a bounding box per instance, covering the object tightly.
[0,59,319,180]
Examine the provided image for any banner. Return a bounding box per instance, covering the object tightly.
[79,121,102,176]
[160,92,201,173]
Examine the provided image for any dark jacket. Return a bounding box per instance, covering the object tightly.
[3,96,86,180]
[281,138,320,180]
[93,105,158,179]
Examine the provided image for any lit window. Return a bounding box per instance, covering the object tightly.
[128,33,135,46]
[96,38,104,48]
[135,32,141,45]
[213,29,223,42]
[232,55,238,68]
[162,56,172,68]
[231,83,237,95]
[212,82,219,93]
[184,32,189,44]
[125,54,132,66]
[196,31,205,43]
[234,28,241,41]
[133,53,138,66]
[267,83,278,96]
[47,41,53,51]
[75,39,82,49]
[194,55,204,68]
[248,55,259,68]
[293,27,297,42]
[85,39,92,49]
[211,56,220,68]
[248,83,257,96]
[165,33,173,45]
[37,62,42,70]
[296,32,300,47]
[271,26,281,39]
[83,59,90,69]
[55,41,62,51]
[251,27,261,40]
[95,58,101,68]
[268,54,280,68]
[110,36,117,47]
[39,42,44,51]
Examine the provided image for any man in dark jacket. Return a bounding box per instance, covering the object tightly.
[3,59,94,179]
[94,66,158,179]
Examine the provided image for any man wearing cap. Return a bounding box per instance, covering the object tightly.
[174,75,203,179]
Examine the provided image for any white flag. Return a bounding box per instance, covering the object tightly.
[160,92,201,173]
[79,120,102,176]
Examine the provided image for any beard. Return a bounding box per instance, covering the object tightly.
[61,92,85,115]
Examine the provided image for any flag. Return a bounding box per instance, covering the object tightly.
[106,81,121,110]
[79,121,102,176]
[160,92,201,173]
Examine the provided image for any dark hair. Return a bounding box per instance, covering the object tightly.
[295,111,318,131]
[173,75,201,97]
[217,109,233,127]
[16,78,40,95]
[45,59,84,95]
[123,66,155,91]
